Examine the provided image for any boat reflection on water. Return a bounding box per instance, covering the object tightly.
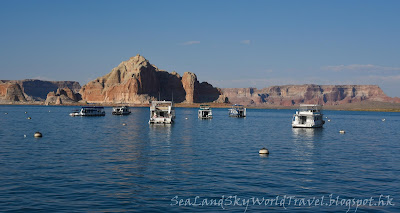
[149,124,172,145]
[292,127,323,140]
[291,128,324,158]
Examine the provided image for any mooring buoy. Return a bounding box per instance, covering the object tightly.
[34,132,42,138]
[259,147,269,154]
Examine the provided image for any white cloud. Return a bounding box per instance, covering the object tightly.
[181,41,200,45]
[322,64,400,73]
[240,40,251,45]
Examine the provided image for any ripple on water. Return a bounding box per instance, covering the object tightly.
[0,106,399,212]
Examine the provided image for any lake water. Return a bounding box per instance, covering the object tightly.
[0,105,399,212]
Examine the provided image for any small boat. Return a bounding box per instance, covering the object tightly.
[229,104,246,117]
[69,107,106,116]
[292,104,325,128]
[149,101,175,124]
[112,106,131,115]
[198,105,213,119]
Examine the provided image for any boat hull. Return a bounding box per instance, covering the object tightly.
[112,112,131,115]
[69,112,105,116]
[149,117,173,124]
[292,123,323,128]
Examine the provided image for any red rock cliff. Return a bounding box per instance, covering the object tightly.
[80,55,223,104]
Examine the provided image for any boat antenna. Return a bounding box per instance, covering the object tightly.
[172,91,174,102]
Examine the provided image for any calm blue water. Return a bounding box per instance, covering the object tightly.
[0,105,399,212]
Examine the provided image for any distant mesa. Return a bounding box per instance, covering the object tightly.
[0,79,81,104]
[221,85,400,106]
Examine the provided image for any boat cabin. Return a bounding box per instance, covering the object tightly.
[149,101,175,124]
[198,105,213,119]
[292,104,324,128]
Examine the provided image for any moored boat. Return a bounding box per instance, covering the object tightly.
[149,101,175,124]
[198,105,213,119]
[292,104,325,128]
[69,107,106,116]
[229,104,246,117]
[112,106,131,115]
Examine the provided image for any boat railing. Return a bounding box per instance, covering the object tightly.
[200,105,210,110]
[231,104,245,110]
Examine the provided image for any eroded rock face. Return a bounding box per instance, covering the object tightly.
[0,79,81,103]
[45,88,80,105]
[21,80,81,100]
[80,55,222,104]
[81,55,160,103]
[182,72,197,103]
[221,84,399,106]
[0,82,27,102]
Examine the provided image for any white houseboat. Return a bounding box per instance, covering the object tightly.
[229,104,246,117]
[198,105,213,119]
[292,104,325,128]
[69,107,106,116]
[149,101,175,124]
[112,106,131,115]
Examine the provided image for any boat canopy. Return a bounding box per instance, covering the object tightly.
[200,105,210,109]
[298,104,322,113]
[232,104,244,109]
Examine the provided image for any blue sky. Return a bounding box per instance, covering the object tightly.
[1,0,400,96]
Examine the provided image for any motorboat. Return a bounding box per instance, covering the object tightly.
[149,101,175,124]
[229,104,246,117]
[69,107,106,116]
[198,105,213,119]
[292,104,325,128]
[112,106,131,115]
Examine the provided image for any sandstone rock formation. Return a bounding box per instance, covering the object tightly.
[221,84,400,106]
[80,55,223,104]
[0,81,27,102]
[2,56,399,107]
[45,88,80,105]
[0,79,81,103]
[21,79,81,100]
[182,72,197,103]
